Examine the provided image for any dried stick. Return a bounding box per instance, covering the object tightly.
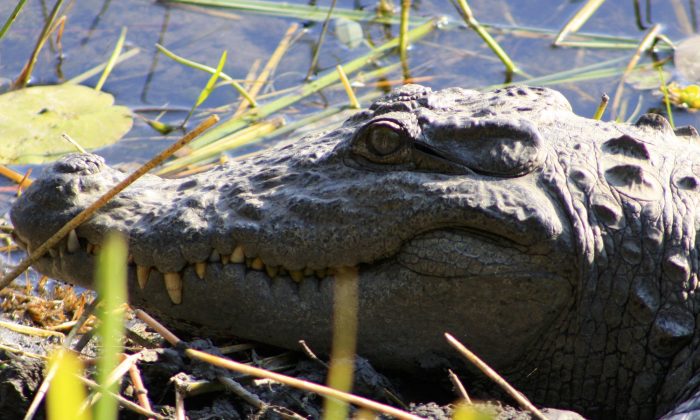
[128,364,154,420]
[448,369,471,404]
[187,348,421,420]
[0,115,219,291]
[445,333,546,420]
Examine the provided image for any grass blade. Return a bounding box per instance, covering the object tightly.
[400,0,410,79]
[94,26,127,92]
[47,349,90,420]
[592,93,609,120]
[156,43,257,107]
[0,0,28,41]
[163,0,424,24]
[161,18,438,169]
[454,0,519,74]
[610,23,662,118]
[554,0,606,46]
[323,267,359,420]
[336,65,360,109]
[12,0,64,89]
[66,47,141,85]
[183,50,227,126]
[658,65,675,128]
[234,23,298,116]
[93,232,128,420]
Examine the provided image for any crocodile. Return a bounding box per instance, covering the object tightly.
[9,84,700,419]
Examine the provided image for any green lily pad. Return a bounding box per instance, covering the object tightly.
[0,84,132,164]
[334,17,364,50]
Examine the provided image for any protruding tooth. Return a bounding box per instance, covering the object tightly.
[195,262,207,280]
[209,250,220,262]
[315,269,327,279]
[231,245,245,263]
[67,229,79,253]
[137,265,151,289]
[265,265,279,279]
[164,272,183,304]
[251,257,264,271]
[221,254,230,265]
[86,243,95,254]
[290,270,304,283]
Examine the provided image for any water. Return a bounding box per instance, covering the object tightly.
[0,0,698,204]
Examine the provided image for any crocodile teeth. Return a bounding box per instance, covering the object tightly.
[290,270,304,283]
[136,265,151,289]
[265,265,279,279]
[195,262,207,280]
[66,229,80,253]
[231,245,245,263]
[164,272,182,304]
[251,257,264,271]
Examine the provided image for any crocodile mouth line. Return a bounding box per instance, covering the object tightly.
[14,228,337,305]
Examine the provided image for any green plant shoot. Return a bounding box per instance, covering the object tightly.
[94,232,128,420]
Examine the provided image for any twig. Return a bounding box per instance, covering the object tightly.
[0,115,219,292]
[218,375,266,409]
[64,298,98,349]
[299,339,329,368]
[448,369,471,404]
[187,348,421,420]
[23,357,59,420]
[128,364,154,420]
[80,376,166,420]
[0,319,65,340]
[445,333,546,420]
[134,309,183,346]
[305,0,337,80]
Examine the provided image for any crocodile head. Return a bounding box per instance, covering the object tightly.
[11,85,700,418]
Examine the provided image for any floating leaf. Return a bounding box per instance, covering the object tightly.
[675,35,700,84]
[0,84,132,164]
[627,66,671,90]
[334,17,364,49]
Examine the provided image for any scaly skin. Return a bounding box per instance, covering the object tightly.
[11,85,700,419]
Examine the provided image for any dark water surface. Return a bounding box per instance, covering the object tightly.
[0,0,699,192]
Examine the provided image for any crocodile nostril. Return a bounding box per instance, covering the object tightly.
[54,153,105,175]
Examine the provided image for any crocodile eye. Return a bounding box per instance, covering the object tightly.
[367,124,403,156]
[353,120,411,164]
